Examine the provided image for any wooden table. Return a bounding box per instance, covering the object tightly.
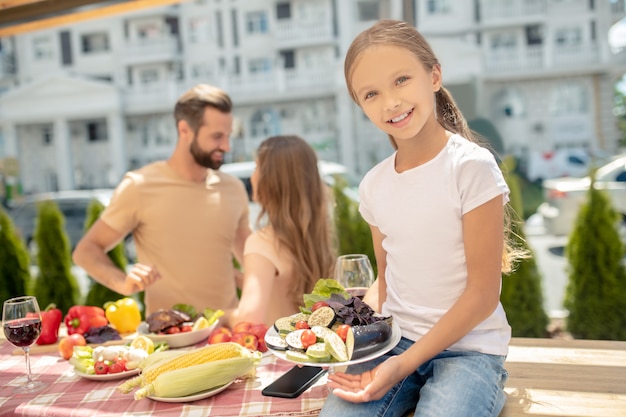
[500,337,626,417]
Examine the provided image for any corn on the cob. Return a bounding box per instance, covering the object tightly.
[117,342,259,397]
[134,356,255,399]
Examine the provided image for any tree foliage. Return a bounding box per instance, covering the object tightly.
[82,199,130,309]
[499,156,550,337]
[565,174,626,340]
[332,179,376,275]
[0,206,31,301]
[32,200,80,315]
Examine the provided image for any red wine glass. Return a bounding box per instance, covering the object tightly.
[2,296,48,393]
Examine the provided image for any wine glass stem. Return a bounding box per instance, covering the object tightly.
[23,347,33,383]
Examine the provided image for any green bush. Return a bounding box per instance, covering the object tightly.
[564,174,626,340]
[332,180,376,275]
[0,206,31,301]
[82,199,130,309]
[32,200,80,314]
[500,156,550,337]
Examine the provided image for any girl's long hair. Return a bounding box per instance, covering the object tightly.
[255,135,336,304]
[344,19,527,273]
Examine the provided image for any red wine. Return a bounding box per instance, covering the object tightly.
[3,318,41,347]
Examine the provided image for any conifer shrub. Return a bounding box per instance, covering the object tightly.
[500,156,550,337]
[32,200,80,314]
[82,199,130,309]
[0,206,31,300]
[332,179,376,275]
[564,174,626,340]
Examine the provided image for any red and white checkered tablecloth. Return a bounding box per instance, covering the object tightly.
[0,340,328,417]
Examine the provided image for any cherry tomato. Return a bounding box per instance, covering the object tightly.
[94,361,108,375]
[300,329,317,349]
[295,320,310,330]
[166,326,181,334]
[108,359,126,374]
[335,324,351,343]
[180,325,193,333]
[311,301,329,312]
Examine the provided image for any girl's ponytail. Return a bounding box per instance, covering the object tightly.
[435,87,473,142]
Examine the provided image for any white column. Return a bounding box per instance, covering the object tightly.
[54,118,74,190]
[107,112,127,185]
[2,122,18,157]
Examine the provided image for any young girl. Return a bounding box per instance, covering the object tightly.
[223,135,336,328]
[320,20,523,417]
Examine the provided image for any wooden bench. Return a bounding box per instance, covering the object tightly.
[500,337,626,416]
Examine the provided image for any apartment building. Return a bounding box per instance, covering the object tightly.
[0,0,625,194]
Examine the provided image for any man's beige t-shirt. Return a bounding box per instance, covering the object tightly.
[101,161,249,315]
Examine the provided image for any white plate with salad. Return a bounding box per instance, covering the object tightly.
[264,279,401,367]
[74,368,140,381]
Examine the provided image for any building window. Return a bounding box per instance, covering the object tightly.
[139,69,159,85]
[215,10,224,47]
[550,82,588,116]
[42,126,53,145]
[231,9,239,46]
[555,27,582,47]
[357,0,390,21]
[188,16,210,43]
[60,31,73,65]
[490,32,517,50]
[279,50,295,69]
[525,25,543,46]
[87,121,108,142]
[246,11,268,34]
[492,88,526,118]
[249,57,271,73]
[250,109,280,137]
[81,32,109,53]
[426,0,451,14]
[276,2,291,19]
[33,36,53,60]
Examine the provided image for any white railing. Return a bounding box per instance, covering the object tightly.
[273,20,334,45]
[480,0,546,21]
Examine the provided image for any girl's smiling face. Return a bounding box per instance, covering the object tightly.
[350,45,442,142]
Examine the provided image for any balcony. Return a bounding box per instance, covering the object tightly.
[480,0,546,22]
[120,36,181,65]
[224,67,336,104]
[123,81,186,113]
[273,19,335,48]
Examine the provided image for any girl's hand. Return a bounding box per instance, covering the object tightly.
[327,356,405,403]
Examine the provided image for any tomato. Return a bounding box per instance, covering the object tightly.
[166,326,181,334]
[335,324,351,343]
[108,358,127,374]
[295,320,310,330]
[94,361,108,375]
[180,325,193,333]
[300,329,317,349]
[311,301,329,312]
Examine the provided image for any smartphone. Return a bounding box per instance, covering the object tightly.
[262,365,327,398]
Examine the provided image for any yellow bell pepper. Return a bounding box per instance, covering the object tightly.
[104,297,141,334]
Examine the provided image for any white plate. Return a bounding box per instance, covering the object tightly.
[265,318,401,368]
[137,321,217,348]
[75,368,140,381]
[147,380,234,402]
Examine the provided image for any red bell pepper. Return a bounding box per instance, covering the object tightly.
[25,303,63,345]
[36,303,63,345]
[64,305,108,336]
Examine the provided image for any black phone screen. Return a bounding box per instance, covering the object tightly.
[261,365,326,398]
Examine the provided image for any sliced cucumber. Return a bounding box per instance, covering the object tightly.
[307,306,336,328]
[306,342,331,362]
[310,325,335,340]
[285,350,312,363]
[323,331,348,362]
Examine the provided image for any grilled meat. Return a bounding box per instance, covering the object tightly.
[146,308,191,333]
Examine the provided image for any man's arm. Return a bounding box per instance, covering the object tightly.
[72,219,159,295]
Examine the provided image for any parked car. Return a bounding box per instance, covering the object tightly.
[538,154,626,235]
[8,189,136,262]
[221,160,360,228]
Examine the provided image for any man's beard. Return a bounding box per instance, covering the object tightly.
[190,136,223,170]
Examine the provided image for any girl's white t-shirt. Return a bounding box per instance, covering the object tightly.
[359,135,511,355]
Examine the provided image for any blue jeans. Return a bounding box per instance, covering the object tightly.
[319,337,508,417]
